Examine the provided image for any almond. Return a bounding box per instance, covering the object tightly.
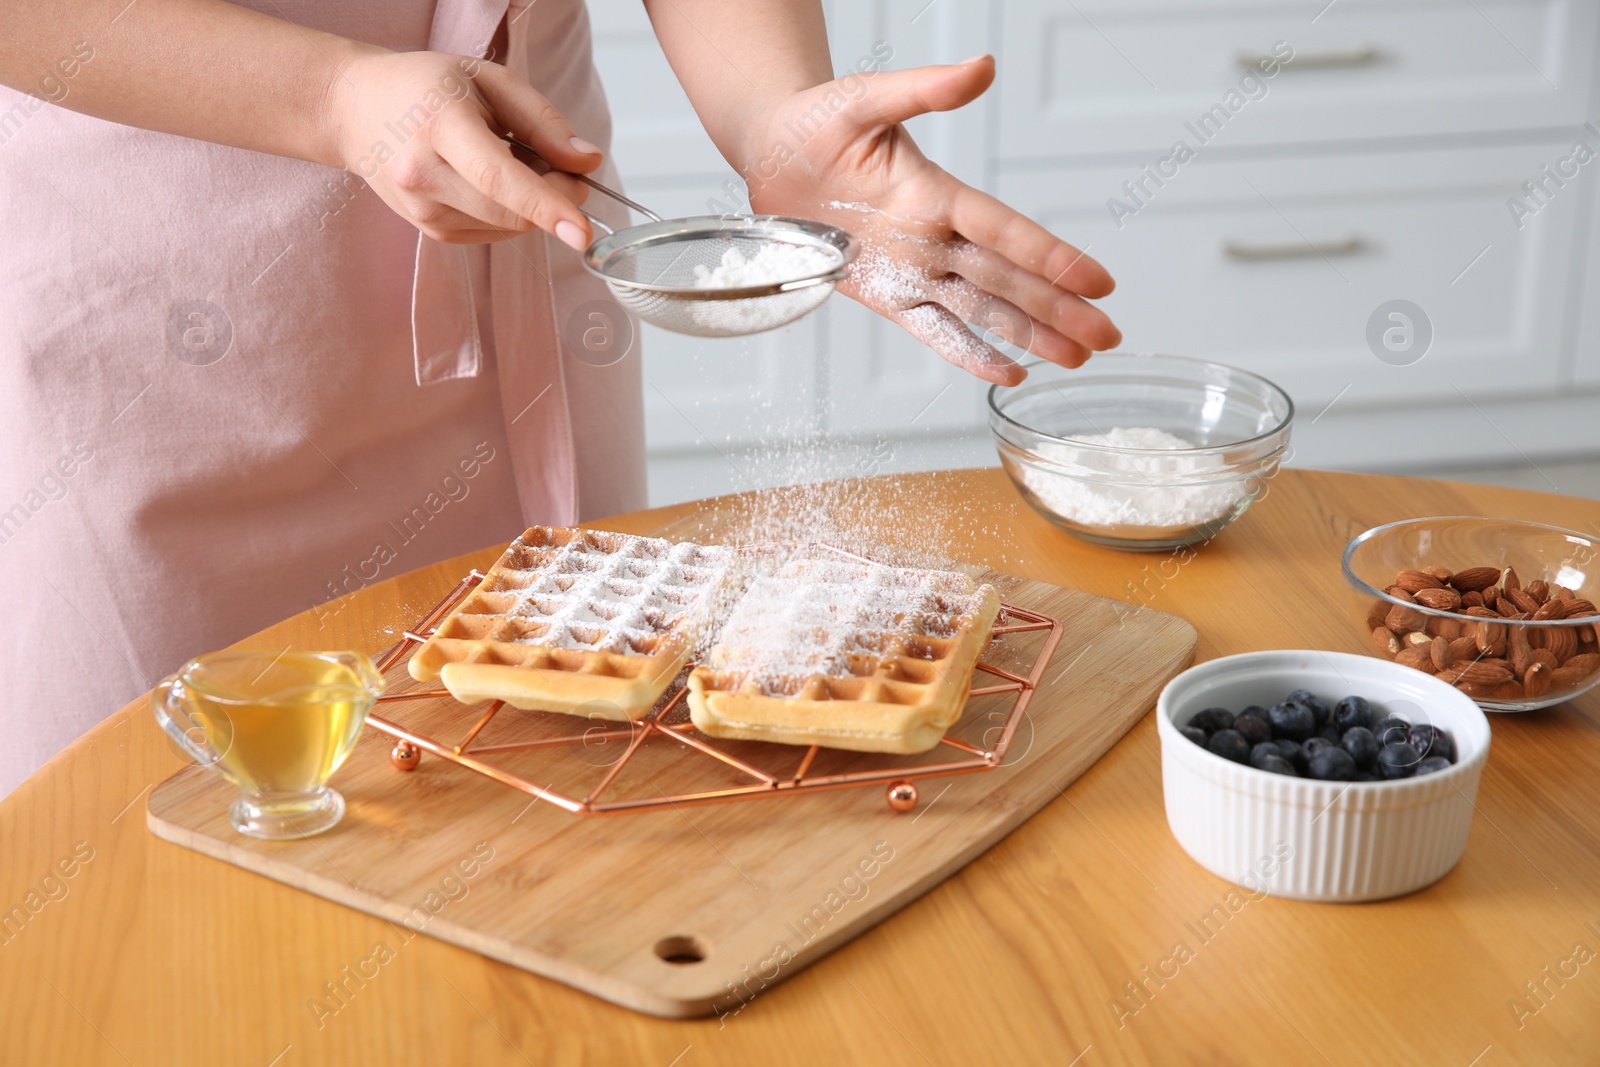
[1549,665,1593,689]
[1496,599,1520,619]
[1462,591,1485,609]
[1448,636,1482,661]
[1506,588,1541,615]
[1450,566,1501,592]
[1431,635,1452,671]
[1502,566,1521,592]
[1396,647,1436,672]
[1529,648,1560,671]
[1564,598,1599,620]
[1442,660,1513,686]
[1476,623,1507,657]
[1365,599,1389,630]
[1427,616,1464,640]
[1526,579,1550,604]
[1493,681,1526,701]
[1396,569,1444,592]
[1463,606,1501,619]
[1554,584,1576,603]
[1545,625,1579,663]
[1510,627,1534,675]
[1523,661,1551,698]
[1386,602,1426,633]
[1533,598,1566,621]
[1483,587,1504,610]
[1413,587,1462,611]
[1423,565,1454,583]
[1371,626,1402,656]
[1563,652,1600,674]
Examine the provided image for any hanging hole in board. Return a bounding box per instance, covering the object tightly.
[654,935,708,965]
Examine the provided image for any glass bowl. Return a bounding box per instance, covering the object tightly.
[987,353,1293,551]
[1343,517,1600,712]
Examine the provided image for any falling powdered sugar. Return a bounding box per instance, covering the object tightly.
[1016,426,1250,530]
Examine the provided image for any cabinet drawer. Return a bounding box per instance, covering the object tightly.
[997,144,1589,408]
[996,0,1597,158]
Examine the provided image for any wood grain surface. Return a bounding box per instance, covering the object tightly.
[145,566,1196,1018]
[3,469,1600,1065]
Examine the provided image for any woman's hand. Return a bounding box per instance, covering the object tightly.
[744,56,1120,385]
[328,49,601,247]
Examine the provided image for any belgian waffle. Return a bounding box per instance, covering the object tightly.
[686,557,1002,754]
[408,527,739,720]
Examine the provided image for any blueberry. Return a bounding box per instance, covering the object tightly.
[1189,707,1236,734]
[1289,689,1332,728]
[1377,742,1421,780]
[1352,770,1378,782]
[1234,714,1272,747]
[1414,756,1453,777]
[1308,745,1357,781]
[1180,725,1208,748]
[1373,716,1412,747]
[1268,701,1316,743]
[1239,705,1270,725]
[1318,724,1343,744]
[1256,754,1298,777]
[1273,738,1308,773]
[1250,742,1284,769]
[1407,725,1455,763]
[1207,729,1251,764]
[1341,726,1379,769]
[1303,736,1335,755]
[1333,695,1374,733]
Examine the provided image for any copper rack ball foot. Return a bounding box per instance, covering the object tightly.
[389,740,421,771]
[886,780,919,812]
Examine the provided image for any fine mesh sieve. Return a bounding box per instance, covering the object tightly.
[505,135,858,338]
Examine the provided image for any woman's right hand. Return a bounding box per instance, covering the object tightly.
[327,49,601,248]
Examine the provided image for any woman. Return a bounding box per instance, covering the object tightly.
[0,0,1119,795]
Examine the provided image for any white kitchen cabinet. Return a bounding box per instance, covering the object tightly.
[1000,144,1588,407]
[586,0,1600,504]
[996,0,1596,158]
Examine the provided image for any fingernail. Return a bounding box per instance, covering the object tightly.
[556,219,588,251]
[961,53,990,65]
[569,136,601,156]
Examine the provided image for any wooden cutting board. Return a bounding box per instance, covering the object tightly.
[147,558,1195,1018]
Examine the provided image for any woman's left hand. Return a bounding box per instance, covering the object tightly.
[744,56,1120,386]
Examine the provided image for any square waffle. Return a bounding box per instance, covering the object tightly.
[408,527,739,720]
[686,556,1002,754]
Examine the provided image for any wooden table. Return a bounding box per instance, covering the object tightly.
[3,469,1598,1066]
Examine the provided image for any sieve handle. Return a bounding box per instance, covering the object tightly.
[501,134,662,227]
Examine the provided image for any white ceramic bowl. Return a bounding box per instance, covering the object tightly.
[1157,650,1490,902]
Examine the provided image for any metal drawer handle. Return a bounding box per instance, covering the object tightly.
[1223,234,1367,261]
[1236,45,1382,71]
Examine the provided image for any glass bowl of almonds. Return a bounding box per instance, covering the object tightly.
[1343,517,1600,711]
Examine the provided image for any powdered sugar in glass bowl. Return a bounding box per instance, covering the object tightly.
[988,354,1294,551]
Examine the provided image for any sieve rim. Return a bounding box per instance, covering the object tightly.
[583,215,859,298]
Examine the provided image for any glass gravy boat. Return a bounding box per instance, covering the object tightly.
[153,650,385,838]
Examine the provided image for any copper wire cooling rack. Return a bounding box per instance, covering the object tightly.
[363,545,1062,814]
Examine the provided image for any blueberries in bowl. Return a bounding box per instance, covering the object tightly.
[1207,729,1252,764]
[1268,701,1316,743]
[1190,707,1236,733]
[1333,695,1373,733]
[1233,714,1272,747]
[1341,726,1379,770]
[1181,692,1458,783]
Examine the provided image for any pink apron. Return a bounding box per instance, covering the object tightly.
[0,0,645,795]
